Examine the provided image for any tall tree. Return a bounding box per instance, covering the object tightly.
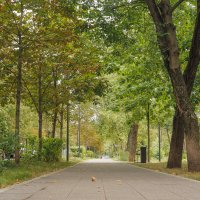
[167,1,200,168]
[0,0,26,164]
[15,0,24,164]
[145,0,200,171]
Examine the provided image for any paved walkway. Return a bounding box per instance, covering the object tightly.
[0,159,200,200]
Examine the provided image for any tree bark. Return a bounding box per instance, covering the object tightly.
[127,123,138,162]
[146,0,200,171]
[15,2,23,164]
[167,109,184,168]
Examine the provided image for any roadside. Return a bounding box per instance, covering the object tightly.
[0,160,80,189]
[133,162,200,181]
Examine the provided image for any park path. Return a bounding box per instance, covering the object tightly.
[0,159,200,200]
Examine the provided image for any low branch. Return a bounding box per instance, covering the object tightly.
[171,0,185,12]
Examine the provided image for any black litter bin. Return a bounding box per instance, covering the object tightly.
[140,146,146,163]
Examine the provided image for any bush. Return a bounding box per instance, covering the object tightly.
[21,136,38,161]
[70,146,86,159]
[0,160,14,173]
[119,151,129,161]
[0,111,15,159]
[86,150,95,158]
[42,138,63,162]
[0,132,16,159]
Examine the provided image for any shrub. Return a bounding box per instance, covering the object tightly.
[119,151,129,161]
[0,160,14,173]
[21,136,38,161]
[0,111,15,159]
[42,138,63,162]
[86,150,94,158]
[70,146,86,158]
[0,132,16,159]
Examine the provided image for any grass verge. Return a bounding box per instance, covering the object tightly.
[0,160,79,188]
[133,162,200,181]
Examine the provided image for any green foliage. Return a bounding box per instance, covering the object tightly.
[42,138,63,162]
[0,160,15,173]
[0,111,8,135]
[70,146,86,158]
[86,150,95,158]
[0,132,16,159]
[119,151,129,161]
[21,136,38,162]
[0,109,15,159]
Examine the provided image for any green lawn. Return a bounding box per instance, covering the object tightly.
[0,160,79,188]
[133,162,200,181]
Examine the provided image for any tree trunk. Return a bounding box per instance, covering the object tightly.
[77,104,81,157]
[167,109,184,168]
[161,1,200,171]
[52,110,58,138]
[167,2,200,168]
[52,67,58,138]
[66,103,70,161]
[147,103,150,162]
[127,123,138,162]
[168,62,200,172]
[15,2,23,164]
[146,0,200,172]
[60,106,64,139]
[38,65,43,160]
[185,113,200,171]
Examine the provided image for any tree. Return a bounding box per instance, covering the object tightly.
[0,0,27,164]
[145,0,200,171]
[167,1,200,168]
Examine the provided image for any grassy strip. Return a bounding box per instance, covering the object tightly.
[133,162,200,181]
[0,160,79,188]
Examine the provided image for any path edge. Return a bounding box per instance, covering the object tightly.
[0,161,81,193]
[130,163,200,184]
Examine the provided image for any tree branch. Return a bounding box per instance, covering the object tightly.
[22,78,39,113]
[171,0,185,12]
[183,2,200,96]
[145,0,170,71]
[145,0,163,25]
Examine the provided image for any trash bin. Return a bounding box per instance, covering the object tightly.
[140,147,146,163]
